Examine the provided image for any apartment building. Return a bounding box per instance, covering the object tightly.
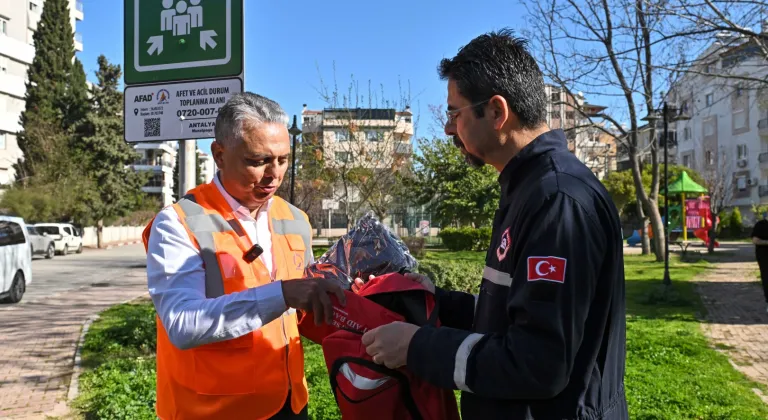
[546,85,615,178]
[667,29,768,220]
[0,0,83,186]
[131,141,176,207]
[197,149,215,184]
[301,106,414,169]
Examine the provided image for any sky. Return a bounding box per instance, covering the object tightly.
[75,0,528,155]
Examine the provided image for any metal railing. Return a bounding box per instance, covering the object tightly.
[394,142,412,155]
[74,32,82,43]
[132,159,173,168]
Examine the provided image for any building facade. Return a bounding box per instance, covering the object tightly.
[668,30,768,221]
[197,149,215,184]
[0,0,83,186]
[131,141,176,207]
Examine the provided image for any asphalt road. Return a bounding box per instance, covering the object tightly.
[20,244,147,303]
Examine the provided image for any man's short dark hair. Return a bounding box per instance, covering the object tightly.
[439,28,547,129]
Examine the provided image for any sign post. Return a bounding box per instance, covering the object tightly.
[123,0,244,143]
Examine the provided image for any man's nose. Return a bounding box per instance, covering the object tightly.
[264,161,279,178]
[444,121,456,136]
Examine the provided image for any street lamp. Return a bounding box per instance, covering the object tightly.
[642,101,690,286]
[288,115,302,205]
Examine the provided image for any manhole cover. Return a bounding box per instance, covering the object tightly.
[91,282,111,287]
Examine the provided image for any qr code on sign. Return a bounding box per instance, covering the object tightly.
[144,118,161,137]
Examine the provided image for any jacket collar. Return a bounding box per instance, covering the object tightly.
[498,129,568,204]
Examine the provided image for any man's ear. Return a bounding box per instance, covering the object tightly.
[488,94,510,131]
[211,141,225,168]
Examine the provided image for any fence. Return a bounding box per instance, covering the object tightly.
[81,226,145,248]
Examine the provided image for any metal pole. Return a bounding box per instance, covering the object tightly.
[663,102,671,286]
[289,115,298,205]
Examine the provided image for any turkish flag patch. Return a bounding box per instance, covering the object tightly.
[527,256,567,283]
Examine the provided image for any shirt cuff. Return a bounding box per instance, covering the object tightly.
[252,280,289,319]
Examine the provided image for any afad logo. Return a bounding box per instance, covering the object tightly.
[156,89,170,105]
[133,92,154,103]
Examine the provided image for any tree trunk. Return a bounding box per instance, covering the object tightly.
[96,218,104,249]
[708,218,718,253]
[637,200,650,255]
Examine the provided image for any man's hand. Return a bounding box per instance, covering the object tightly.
[352,273,436,294]
[362,321,419,369]
[281,278,346,326]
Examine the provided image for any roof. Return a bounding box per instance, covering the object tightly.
[322,108,396,121]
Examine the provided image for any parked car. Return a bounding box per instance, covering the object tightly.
[34,223,83,255]
[26,225,55,259]
[0,216,32,303]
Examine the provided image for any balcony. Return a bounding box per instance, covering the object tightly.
[74,1,84,20]
[131,159,173,172]
[0,34,34,65]
[759,118,768,136]
[394,142,412,155]
[760,185,768,198]
[74,32,83,52]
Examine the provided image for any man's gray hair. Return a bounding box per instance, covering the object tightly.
[214,92,289,146]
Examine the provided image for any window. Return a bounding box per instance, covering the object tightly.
[706,150,714,165]
[335,130,348,142]
[365,130,379,142]
[737,144,747,159]
[29,2,39,13]
[684,127,691,141]
[550,111,560,120]
[63,227,72,236]
[566,111,575,120]
[683,154,691,167]
[681,100,689,114]
[335,152,351,162]
[0,221,26,247]
[733,109,747,130]
[704,120,715,136]
[706,93,714,107]
[735,84,743,97]
[737,176,747,190]
[0,17,8,35]
[0,133,5,150]
[550,92,560,103]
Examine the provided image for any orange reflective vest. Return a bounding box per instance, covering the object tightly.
[142,182,313,420]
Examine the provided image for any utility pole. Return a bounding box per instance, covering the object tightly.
[178,140,196,199]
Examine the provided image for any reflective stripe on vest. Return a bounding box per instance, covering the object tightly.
[175,195,313,299]
[176,196,229,298]
[272,203,313,266]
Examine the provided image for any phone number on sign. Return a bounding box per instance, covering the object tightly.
[177,108,219,118]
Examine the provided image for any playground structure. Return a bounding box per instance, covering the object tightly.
[626,171,719,247]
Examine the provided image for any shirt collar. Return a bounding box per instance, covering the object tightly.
[498,129,568,198]
[213,171,272,218]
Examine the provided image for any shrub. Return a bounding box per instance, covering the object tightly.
[418,260,483,294]
[438,227,492,251]
[730,207,743,238]
[402,236,426,259]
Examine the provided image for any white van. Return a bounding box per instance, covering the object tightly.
[34,223,83,255]
[0,216,32,303]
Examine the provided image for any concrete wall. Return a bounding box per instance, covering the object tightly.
[81,226,145,248]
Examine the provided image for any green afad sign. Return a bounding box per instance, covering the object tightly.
[124,0,243,85]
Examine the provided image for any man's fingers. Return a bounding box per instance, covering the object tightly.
[318,292,334,324]
[311,297,324,326]
[361,328,376,346]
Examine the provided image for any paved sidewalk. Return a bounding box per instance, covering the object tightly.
[0,270,147,419]
[694,250,768,402]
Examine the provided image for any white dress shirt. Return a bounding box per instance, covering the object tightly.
[146,173,311,350]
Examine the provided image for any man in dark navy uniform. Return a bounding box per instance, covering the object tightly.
[361,29,628,419]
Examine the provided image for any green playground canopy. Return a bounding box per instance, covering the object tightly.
[662,171,708,195]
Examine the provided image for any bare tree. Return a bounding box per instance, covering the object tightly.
[523,0,668,261]
[702,151,733,252]
[309,65,418,228]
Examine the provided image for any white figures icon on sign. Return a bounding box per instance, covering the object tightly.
[149,0,216,56]
[160,0,175,31]
[172,1,191,36]
[189,0,203,28]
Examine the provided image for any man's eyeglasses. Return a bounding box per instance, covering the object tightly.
[445,99,490,124]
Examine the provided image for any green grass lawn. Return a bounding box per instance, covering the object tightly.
[72,249,768,419]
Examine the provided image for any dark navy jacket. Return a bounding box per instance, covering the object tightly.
[407,129,628,419]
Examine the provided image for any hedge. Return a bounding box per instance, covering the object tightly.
[438,227,492,252]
